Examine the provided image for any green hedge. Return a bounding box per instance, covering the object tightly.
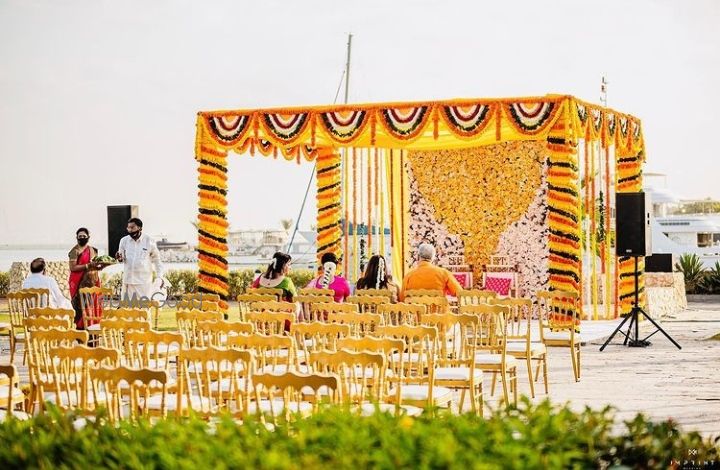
[0,270,9,297]
[0,400,717,469]
[101,269,317,300]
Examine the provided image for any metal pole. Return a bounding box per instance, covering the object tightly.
[344,33,352,104]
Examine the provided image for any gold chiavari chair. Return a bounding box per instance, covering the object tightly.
[90,365,169,423]
[176,347,255,419]
[22,288,50,306]
[195,320,254,347]
[308,302,358,323]
[296,294,335,322]
[98,318,151,354]
[245,311,294,336]
[345,295,388,314]
[176,299,220,313]
[125,330,184,371]
[376,324,453,411]
[426,313,484,415]
[458,303,518,406]
[27,307,75,322]
[0,364,28,420]
[290,323,351,371]
[49,345,120,413]
[24,317,71,332]
[353,288,393,300]
[405,295,450,315]
[495,297,547,397]
[458,289,497,306]
[248,287,283,299]
[105,308,150,322]
[27,329,89,413]
[308,349,388,409]
[377,303,426,326]
[237,293,278,321]
[182,292,221,303]
[536,290,581,382]
[7,290,44,364]
[79,286,112,332]
[176,310,224,347]
[251,371,341,424]
[117,299,161,329]
[227,334,297,375]
[327,311,383,337]
[298,287,334,297]
[403,289,443,298]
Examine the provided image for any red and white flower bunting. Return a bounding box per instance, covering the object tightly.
[506,102,556,133]
[379,106,430,140]
[319,110,368,142]
[206,114,251,145]
[262,112,310,143]
[441,104,493,137]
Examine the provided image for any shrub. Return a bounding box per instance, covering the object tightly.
[0,271,9,297]
[0,401,717,469]
[100,272,123,297]
[676,253,706,294]
[700,261,720,294]
[288,269,315,290]
[228,269,258,299]
[165,270,198,298]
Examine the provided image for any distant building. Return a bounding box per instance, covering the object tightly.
[287,230,317,256]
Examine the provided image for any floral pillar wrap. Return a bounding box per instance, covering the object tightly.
[316,147,343,265]
[545,100,582,308]
[195,119,230,311]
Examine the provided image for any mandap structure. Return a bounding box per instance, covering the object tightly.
[194,94,645,320]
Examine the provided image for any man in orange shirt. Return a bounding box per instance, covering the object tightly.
[400,243,463,301]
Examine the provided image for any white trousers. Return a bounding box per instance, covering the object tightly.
[121,283,155,302]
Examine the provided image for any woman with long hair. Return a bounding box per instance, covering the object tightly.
[68,227,104,328]
[251,252,296,302]
[306,252,351,302]
[356,254,399,302]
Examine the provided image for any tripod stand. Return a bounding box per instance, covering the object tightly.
[600,256,681,351]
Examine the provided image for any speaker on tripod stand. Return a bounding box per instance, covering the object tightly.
[600,192,681,350]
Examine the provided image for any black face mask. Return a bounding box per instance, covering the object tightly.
[129,230,142,240]
[77,238,89,247]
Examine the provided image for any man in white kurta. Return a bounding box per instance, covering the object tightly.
[116,218,167,302]
[22,258,74,309]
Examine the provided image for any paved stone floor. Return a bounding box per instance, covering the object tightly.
[2,300,719,436]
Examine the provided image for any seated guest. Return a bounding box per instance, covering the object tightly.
[356,254,399,302]
[22,258,73,309]
[400,243,463,301]
[306,252,351,302]
[251,252,296,302]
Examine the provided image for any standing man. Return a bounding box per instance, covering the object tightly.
[115,218,167,302]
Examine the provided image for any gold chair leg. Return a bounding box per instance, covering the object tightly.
[576,346,581,380]
[500,370,510,405]
[459,388,467,413]
[511,369,518,406]
[542,355,549,393]
[490,371,498,396]
[525,356,535,398]
[9,335,15,364]
[570,344,579,382]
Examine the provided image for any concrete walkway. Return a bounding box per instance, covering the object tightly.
[524,301,720,437]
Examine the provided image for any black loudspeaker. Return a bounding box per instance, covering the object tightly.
[616,192,652,256]
[645,253,673,272]
[107,205,139,256]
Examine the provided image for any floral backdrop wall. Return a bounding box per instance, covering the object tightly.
[406,141,549,294]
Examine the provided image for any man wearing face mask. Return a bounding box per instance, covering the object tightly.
[116,218,167,302]
[68,227,103,326]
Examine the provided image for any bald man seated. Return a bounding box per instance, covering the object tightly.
[22,258,73,309]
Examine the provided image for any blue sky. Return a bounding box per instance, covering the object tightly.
[1,0,718,245]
